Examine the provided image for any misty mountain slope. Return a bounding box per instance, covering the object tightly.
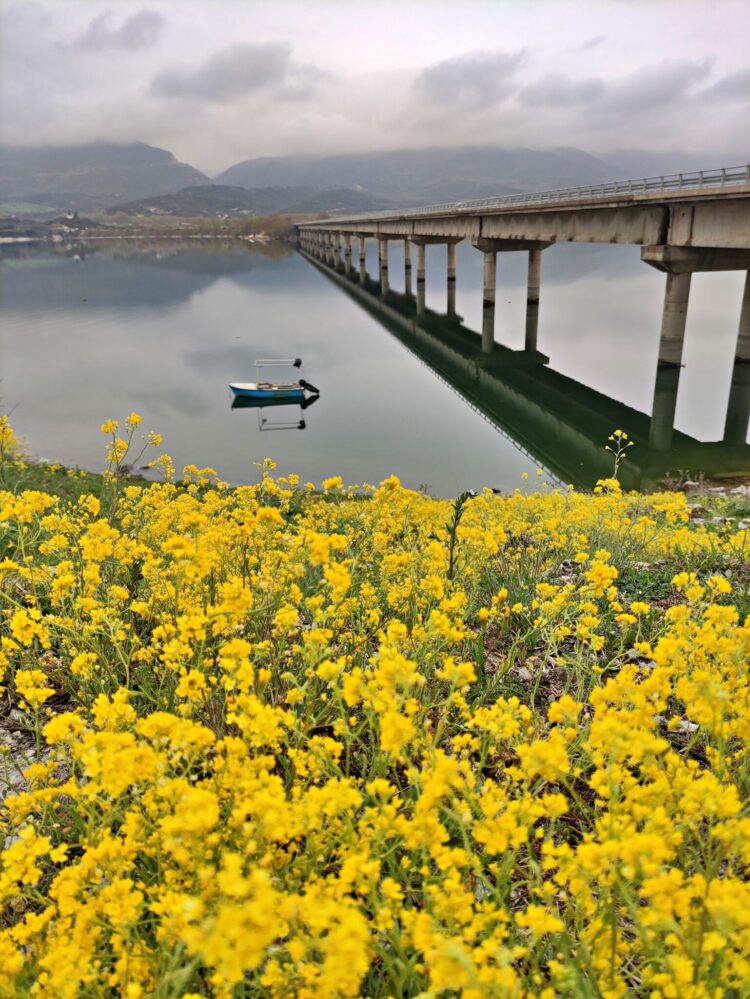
[0,143,209,211]
[285,187,395,213]
[106,184,395,217]
[216,146,619,205]
[604,149,750,178]
[106,184,293,217]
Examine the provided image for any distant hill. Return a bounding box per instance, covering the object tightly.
[0,142,209,214]
[106,184,395,217]
[216,146,620,205]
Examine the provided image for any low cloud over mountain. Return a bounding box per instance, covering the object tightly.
[151,42,325,103]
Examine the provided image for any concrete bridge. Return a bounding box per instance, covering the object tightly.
[297,165,750,465]
[299,245,750,489]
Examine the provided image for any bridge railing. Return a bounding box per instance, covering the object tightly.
[298,164,750,226]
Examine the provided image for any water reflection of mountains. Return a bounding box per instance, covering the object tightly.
[1,238,643,317]
[0,239,297,312]
[303,250,750,491]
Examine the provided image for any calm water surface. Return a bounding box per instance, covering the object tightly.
[1,238,747,495]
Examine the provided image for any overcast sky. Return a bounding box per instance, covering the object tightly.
[1,0,748,174]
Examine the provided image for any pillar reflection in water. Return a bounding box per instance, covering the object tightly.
[735,271,750,362]
[724,361,750,445]
[649,364,682,451]
[724,272,750,445]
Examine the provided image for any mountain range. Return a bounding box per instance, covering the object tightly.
[1,141,747,219]
[216,146,619,204]
[0,143,209,214]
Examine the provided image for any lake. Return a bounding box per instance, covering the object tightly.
[1,237,748,495]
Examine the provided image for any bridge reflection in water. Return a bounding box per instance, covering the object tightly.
[300,248,750,490]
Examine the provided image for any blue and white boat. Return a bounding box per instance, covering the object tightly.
[229,358,319,401]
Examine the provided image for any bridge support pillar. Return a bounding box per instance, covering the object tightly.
[404,240,412,296]
[525,248,543,353]
[378,238,389,295]
[343,234,352,274]
[447,242,457,318]
[657,271,692,368]
[481,250,497,353]
[643,245,750,449]
[416,243,426,316]
[643,245,750,366]
[358,236,367,283]
[473,238,551,353]
[411,236,462,318]
[647,272,691,449]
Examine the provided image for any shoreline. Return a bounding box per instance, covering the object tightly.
[0,231,274,244]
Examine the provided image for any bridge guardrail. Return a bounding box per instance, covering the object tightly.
[297,164,750,226]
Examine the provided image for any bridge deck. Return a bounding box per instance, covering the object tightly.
[298,165,750,250]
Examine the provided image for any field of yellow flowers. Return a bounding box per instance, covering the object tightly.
[1,414,750,998]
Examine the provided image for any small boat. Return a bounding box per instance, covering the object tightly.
[231,393,320,411]
[230,381,307,400]
[229,358,319,401]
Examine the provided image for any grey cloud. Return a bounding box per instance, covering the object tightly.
[70,9,165,51]
[151,42,321,102]
[277,64,331,102]
[697,69,750,103]
[601,59,712,113]
[579,34,605,51]
[520,73,604,107]
[518,59,713,119]
[414,50,525,110]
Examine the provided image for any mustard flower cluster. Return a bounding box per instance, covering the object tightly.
[1,419,749,997]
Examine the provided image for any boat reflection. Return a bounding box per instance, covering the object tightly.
[301,248,750,489]
[231,391,319,431]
